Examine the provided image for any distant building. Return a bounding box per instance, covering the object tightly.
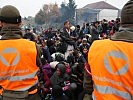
[76,8,100,24]
[76,1,120,24]
[83,1,120,21]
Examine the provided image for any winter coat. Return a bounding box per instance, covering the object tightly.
[50,64,67,87]
[60,28,75,53]
[91,27,99,42]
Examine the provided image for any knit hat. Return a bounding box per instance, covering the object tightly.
[0,5,21,24]
[121,0,133,24]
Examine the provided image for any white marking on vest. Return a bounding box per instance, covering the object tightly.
[0,47,20,67]
[104,50,129,75]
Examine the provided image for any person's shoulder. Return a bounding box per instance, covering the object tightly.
[90,39,112,49]
[92,39,111,45]
[20,38,34,43]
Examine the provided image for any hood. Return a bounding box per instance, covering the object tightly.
[56,63,66,75]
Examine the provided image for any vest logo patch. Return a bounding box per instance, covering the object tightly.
[0,48,20,67]
[104,50,129,75]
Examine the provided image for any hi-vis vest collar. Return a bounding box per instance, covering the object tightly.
[111,27,133,42]
[0,25,23,39]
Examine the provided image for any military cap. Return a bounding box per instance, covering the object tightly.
[0,5,21,24]
[121,0,133,24]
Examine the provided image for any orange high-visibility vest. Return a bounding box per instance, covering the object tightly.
[88,39,133,100]
[0,39,39,94]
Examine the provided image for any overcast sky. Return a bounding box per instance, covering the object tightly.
[0,0,129,17]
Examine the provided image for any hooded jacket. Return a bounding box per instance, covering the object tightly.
[50,64,67,87]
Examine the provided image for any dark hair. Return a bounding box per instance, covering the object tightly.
[116,18,120,22]
[111,20,115,23]
[76,25,80,29]
[64,20,69,25]
[73,50,79,57]
[103,19,107,22]
[41,57,46,65]
[55,54,64,62]
[86,23,89,26]
[25,28,30,31]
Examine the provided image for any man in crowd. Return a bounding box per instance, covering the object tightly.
[60,21,76,60]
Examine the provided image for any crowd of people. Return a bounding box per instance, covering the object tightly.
[0,0,133,100]
[0,5,121,100]
[21,18,120,100]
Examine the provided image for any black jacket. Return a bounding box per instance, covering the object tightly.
[60,28,75,53]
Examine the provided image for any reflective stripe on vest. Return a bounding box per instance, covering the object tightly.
[0,70,38,81]
[10,70,38,81]
[94,85,132,100]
